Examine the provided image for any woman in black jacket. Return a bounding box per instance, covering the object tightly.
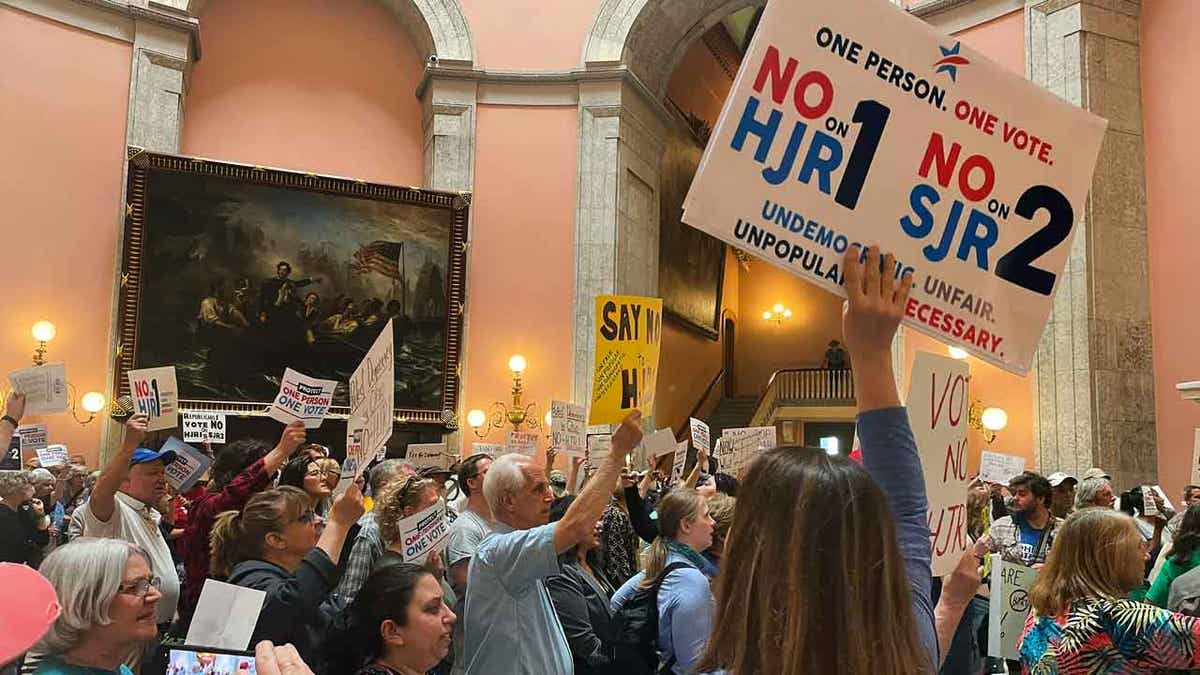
[546,496,641,675]
[209,484,364,666]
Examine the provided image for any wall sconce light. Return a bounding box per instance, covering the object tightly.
[762,303,792,325]
[32,320,56,366]
[969,399,1007,443]
[467,354,543,439]
[948,347,969,360]
[69,386,108,426]
[9,320,107,426]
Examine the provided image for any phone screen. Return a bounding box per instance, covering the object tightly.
[167,648,256,675]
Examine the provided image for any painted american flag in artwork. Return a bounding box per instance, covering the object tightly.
[351,240,404,280]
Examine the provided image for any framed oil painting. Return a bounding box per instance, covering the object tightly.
[115,149,469,427]
[659,131,725,340]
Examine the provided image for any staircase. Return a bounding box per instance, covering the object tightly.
[705,396,759,437]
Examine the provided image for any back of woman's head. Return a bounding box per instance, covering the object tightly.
[707,494,736,549]
[699,446,928,675]
[1030,508,1142,617]
[210,486,308,576]
[34,538,149,655]
[376,475,436,546]
[637,488,707,589]
[326,562,431,675]
[1170,503,1200,565]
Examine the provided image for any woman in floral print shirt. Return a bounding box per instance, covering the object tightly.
[1020,507,1200,673]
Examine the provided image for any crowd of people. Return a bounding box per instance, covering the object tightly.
[3,245,1200,674]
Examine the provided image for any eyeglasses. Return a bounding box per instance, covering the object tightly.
[118,576,162,598]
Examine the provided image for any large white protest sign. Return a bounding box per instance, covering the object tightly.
[9,364,68,414]
[979,450,1025,485]
[408,443,451,470]
[186,580,266,651]
[551,401,587,457]
[505,431,539,457]
[396,501,451,564]
[181,412,226,444]
[17,424,47,454]
[682,0,1107,375]
[349,319,395,458]
[907,351,970,576]
[689,418,711,454]
[720,426,777,477]
[671,440,689,485]
[127,366,179,432]
[36,444,68,468]
[161,437,213,492]
[988,554,1037,660]
[268,368,337,428]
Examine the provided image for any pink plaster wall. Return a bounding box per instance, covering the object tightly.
[459,0,603,71]
[1142,0,1200,501]
[182,0,425,186]
[952,9,1025,73]
[0,7,131,468]
[459,105,578,456]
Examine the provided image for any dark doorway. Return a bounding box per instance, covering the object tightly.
[802,421,857,457]
[723,318,736,397]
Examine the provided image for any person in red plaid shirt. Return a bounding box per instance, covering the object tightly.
[176,421,307,622]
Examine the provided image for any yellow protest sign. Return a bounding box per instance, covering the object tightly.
[588,295,662,425]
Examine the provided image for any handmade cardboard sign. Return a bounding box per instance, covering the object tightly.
[719,426,778,476]
[408,443,451,470]
[588,295,663,425]
[349,319,395,460]
[988,554,1037,660]
[907,351,970,576]
[681,0,1107,375]
[396,501,450,564]
[671,440,689,485]
[127,366,179,432]
[504,431,538,457]
[268,368,336,428]
[551,400,587,457]
[182,412,227,444]
[161,437,212,492]
[8,364,67,414]
[689,418,711,454]
[979,450,1025,485]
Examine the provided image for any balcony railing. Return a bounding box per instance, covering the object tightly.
[750,368,856,426]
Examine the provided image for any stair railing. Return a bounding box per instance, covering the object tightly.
[673,369,725,440]
[748,368,856,426]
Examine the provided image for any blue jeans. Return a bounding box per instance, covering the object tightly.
[940,595,991,675]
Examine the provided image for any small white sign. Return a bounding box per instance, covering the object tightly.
[408,443,451,470]
[16,424,48,454]
[504,431,539,457]
[642,428,678,458]
[160,437,213,492]
[127,366,180,432]
[35,444,68,468]
[396,500,451,564]
[551,400,587,457]
[719,426,778,476]
[181,411,227,444]
[268,368,337,428]
[585,434,613,475]
[979,451,1026,485]
[689,418,711,454]
[186,580,266,651]
[671,440,689,485]
[988,554,1037,661]
[8,364,68,414]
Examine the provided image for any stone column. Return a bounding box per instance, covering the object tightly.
[573,78,667,437]
[1026,0,1156,486]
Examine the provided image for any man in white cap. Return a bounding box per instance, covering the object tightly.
[1047,472,1079,519]
[1082,467,1111,481]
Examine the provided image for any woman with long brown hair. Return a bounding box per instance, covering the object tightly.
[698,245,936,674]
[1021,507,1200,671]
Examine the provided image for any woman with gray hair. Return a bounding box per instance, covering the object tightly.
[30,538,162,675]
[0,470,50,566]
[1075,476,1116,510]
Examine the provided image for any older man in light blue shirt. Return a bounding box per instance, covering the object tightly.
[463,414,644,675]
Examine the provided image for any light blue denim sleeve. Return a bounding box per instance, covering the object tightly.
[661,568,714,675]
[477,522,560,594]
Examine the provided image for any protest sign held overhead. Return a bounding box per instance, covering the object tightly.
[160,437,212,492]
[408,443,451,470]
[268,368,337,428]
[550,400,587,457]
[642,428,678,458]
[671,440,689,485]
[127,366,179,432]
[504,431,538,457]
[979,450,1025,485]
[17,424,47,454]
[989,554,1037,661]
[720,426,777,477]
[689,418,711,454]
[9,364,68,415]
[335,417,368,497]
[182,411,227,444]
[681,0,1107,375]
[349,319,395,460]
[907,351,970,577]
[588,295,663,425]
[36,444,68,468]
[396,500,450,564]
